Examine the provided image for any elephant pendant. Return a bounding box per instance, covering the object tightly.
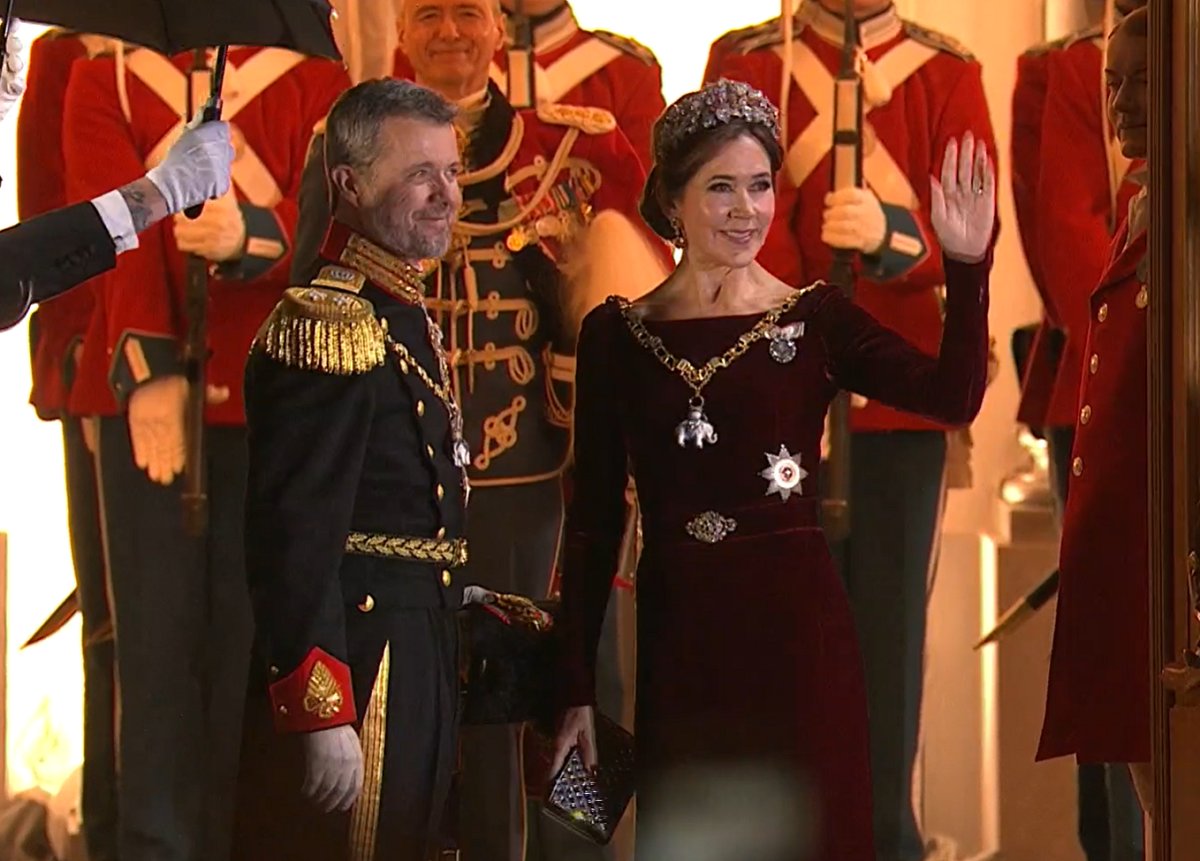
[676,399,718,449]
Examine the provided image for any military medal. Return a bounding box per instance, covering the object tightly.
[761,445,807,501]
[767,322,805,364]
[675,397,718,448]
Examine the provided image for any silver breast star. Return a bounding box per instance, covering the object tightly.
[761,445,808,501]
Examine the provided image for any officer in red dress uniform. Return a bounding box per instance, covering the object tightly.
[390,0,664,170]
[1038,4,1154,835]
[60,45,349,861]
[1011,2,1144,858]
[707,3,996,860]
[19,29,119,861]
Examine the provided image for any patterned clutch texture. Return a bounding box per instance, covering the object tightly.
[543,713,636,845]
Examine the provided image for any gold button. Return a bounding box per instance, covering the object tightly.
[426,444,436,458]
[1080,405,1092,425]
[1097,303,1108,323]
[437,527,447,539]
[269,665,280,678]
[1072,456,1084,477]
[278,705,289,716]
[1090,353,1099,374]
[357,594,375,613]
[417,400,426,417]
[399,359,410,374]
[436,484,445,500]
[442,570,452,587]
[1136,286,1149,309]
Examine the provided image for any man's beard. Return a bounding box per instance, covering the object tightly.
[362,205,452,262]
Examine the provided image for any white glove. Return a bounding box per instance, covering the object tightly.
[0,21,27,124]
[127,375,229,485]
[302,725,364,814]
[930,131,996,263]
[146,120,234,215]
[821,187,887,255]
[462,585,494,606]
[173,188,246,261]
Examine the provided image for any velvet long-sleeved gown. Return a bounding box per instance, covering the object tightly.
[557,256,991,860]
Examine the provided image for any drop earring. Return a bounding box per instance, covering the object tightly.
[670,217,686,250]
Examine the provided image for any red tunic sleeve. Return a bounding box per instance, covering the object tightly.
[556,303,629,706]
[817,255,991,425]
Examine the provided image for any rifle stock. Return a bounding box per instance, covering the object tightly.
[820,2,863,542]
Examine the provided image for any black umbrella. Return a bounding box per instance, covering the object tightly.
[2,0,341,61]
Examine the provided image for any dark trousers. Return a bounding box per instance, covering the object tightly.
[95,418,253,861]
[1045,426,1144,861]
[62,418,118,861]
[455,480,618,861]
[827,430,946,861]
[233,607,460,861]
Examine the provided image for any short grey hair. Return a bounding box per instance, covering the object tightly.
[325,78,458,173]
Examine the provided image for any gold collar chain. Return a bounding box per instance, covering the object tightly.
[618,285,815,398]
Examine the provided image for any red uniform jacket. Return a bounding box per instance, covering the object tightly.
[21,31,91,420]
[1017,30,1141,429]
[708,3,997,432]
[62,47,350,423]
[392,5,664,170]
[1038,211,1149,764]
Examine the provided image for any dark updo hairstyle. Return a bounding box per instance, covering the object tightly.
[640,80,785,243]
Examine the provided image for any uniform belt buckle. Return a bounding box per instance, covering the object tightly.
[685,511,738,544]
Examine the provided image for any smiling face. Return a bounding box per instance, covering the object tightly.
[398,0,504,99]
[1105,8,1148,159]
[331,116,463,262]
[669,133,776,271]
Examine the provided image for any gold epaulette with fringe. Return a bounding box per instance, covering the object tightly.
[255,286,385,375]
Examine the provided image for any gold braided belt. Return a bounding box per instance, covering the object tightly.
[345,532,470,568]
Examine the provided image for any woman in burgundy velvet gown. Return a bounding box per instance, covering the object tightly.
[551,80,996,860]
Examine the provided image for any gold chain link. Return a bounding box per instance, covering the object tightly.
[617,285,818,397]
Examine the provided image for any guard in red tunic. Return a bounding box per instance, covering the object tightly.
[19,29,120,861]
[60,45,349,861]
[1039,4,1153,830]
[390,0,664,170]
[708,3,997,859]
[1012,5,1145,859]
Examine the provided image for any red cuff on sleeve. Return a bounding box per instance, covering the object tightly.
[268,647,357,733]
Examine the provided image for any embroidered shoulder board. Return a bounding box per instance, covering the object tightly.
[591,30,658,66]
[1023,23,1102,57]
[310,264,366,294]
[902,21,975,62]
[255,285,385,375]
[536,103,617,135]
[720,18,784,55]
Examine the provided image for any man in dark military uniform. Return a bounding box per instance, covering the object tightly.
[234,78,476,861]
[292,3,662,860]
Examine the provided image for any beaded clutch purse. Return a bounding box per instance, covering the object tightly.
[542,713,636,845]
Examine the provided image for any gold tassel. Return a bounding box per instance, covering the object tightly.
[256,287,386,376]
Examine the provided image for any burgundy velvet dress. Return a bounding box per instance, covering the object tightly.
[557,256,990,860]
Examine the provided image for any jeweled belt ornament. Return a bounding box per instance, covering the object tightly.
[685,511,739,544]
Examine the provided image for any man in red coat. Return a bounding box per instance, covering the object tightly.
[390,0,664,169]
[1038,2,1153,841]
[708,4,996,860]
[19,29,119,861]
[1012,2,1144,859]
[61,45,349,861]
